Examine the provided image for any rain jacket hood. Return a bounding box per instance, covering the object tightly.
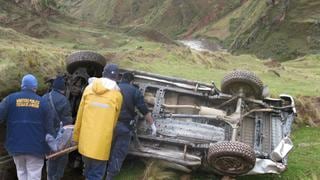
[89,77,120,95]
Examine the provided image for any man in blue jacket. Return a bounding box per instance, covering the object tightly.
[43,76,73,180]
[106,72,156,180]
[0,74,54,180]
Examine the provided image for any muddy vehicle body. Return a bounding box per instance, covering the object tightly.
[62,51,296,176]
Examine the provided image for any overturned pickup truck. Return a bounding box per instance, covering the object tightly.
[64,51,296,176]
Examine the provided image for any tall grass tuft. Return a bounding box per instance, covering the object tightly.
[295,96,320,127]
[142,160,179,180]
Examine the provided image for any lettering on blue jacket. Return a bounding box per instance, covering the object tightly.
[16,98,40,108]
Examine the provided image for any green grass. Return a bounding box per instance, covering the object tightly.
[118,50,320,96]
[284,126,320,178]
[1,20,320,97]
[2,0,320,97]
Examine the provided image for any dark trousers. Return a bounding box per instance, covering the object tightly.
[47,154,68,180]
[82,156,107,180]
[106,122,132,180]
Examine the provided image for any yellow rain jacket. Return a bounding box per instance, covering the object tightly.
[73,78,122,160]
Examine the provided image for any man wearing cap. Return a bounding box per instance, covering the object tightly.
[73,64,123,180]
[106,72,156,180]
[43,76,73,180]
[0,74,54,180]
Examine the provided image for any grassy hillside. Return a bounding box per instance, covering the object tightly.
[2,0,319,97]
[1,1,320,179]
[199,0,320,60]
[1,7,320,97]
[234,0,320,61]
[56,0,242,37]
[54,0,320,60]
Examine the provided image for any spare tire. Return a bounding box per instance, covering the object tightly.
[221,70,263,99]
[207,141,256,176]
[66,51,107,76]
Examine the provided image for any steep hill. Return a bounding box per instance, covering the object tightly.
[1,0,320,97]
[200,0,320,60]
[55,0,320,60]
[56,0,242,37]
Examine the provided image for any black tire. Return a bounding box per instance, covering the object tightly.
[221,70,263,99]
[207,141,256,176]
[66,51,107,76]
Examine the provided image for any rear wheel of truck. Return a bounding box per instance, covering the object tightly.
[207,141,256,176]
[221,70,263,99]
[66,51,107,77]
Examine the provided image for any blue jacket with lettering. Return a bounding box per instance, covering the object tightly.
[0,89,54,157]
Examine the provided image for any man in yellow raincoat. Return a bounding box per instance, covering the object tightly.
[73,64,123,180]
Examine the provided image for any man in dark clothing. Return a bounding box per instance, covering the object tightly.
[0,74,54,180]
[106,72,156,180]
[43,76,73,180]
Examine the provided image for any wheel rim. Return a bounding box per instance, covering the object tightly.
[211,156,251,174]
[224,82,256,97]
[207,141,256,175]
[221,70,264,99]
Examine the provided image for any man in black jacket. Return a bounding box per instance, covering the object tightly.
[43,76,73,180]
[106,72,156,180]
